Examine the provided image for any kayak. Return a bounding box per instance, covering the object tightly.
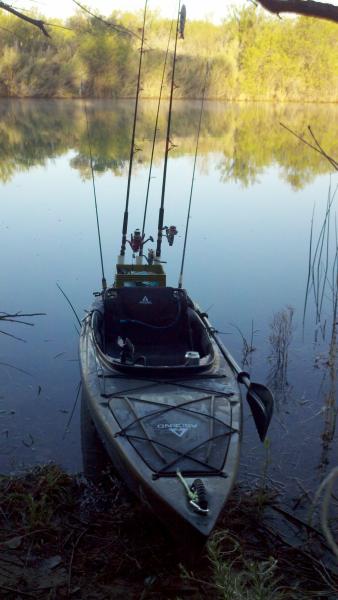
[79,3,272,541]
[79,283,242,539]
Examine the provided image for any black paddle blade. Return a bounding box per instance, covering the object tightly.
[246,382,274,442]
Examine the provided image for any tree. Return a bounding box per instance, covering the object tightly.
[1,0,338,38]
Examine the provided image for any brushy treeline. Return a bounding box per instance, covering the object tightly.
[0,6,337,101]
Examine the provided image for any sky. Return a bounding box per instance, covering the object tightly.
[19,1,244,23]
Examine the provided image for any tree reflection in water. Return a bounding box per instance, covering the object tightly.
[0,98,338,188]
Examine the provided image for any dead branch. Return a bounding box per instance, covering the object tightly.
[0,312,46,323]
[257,0,338,24]
[0,2,50,37]
[280,122,338,171]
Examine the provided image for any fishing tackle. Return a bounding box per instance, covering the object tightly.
[127,228,153,253]
[179,4,186,39]
[140,20,174,254]
[147,248,155,265]
[163,225,178,246]
[156,0,182,258]
[119,1,148,258]
[118,337,135,364]
[176,470,209,514]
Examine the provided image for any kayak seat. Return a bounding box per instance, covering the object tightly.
[103,287,205,365]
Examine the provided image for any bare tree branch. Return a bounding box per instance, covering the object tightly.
[280,122,338,171]
[256,0,338,24]
[0,1,50,36]
[0,311,46,320]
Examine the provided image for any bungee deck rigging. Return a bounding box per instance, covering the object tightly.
[110,392,239,479]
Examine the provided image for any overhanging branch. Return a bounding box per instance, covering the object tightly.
[0,1,50,36]
[257,0,338,24]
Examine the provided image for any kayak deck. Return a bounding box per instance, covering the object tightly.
[103,375,239,479]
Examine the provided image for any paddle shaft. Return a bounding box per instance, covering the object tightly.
[199,312,249,385]
[199,311,273,441]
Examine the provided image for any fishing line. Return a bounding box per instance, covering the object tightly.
[56,282,81,326]
[140,18,174,251]
[120,0,148,257]
[156,0,182,258]
[178,62,209,289]
[83,103,107,290]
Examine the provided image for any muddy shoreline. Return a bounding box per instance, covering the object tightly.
[0,465,336,599]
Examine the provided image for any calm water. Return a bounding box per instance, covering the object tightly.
[0,99,337,517]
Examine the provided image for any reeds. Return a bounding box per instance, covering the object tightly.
[268,306,294,400]
[303,183,338,342]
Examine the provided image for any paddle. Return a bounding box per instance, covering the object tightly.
[199,312,274,442]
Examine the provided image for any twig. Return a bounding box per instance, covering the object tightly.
[280,122,338,171]
[0,311,45,322]
[0,329,26,342]
[62,381,82,439]
[0,361,33,376]
[67,528,88,594]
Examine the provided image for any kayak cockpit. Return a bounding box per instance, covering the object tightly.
[92,287,215,371]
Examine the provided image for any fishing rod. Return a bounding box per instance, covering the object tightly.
[178,63,209,289]
[139,19,174,254]
[155,0,183,258]
[119,0,148,258]
[84,102,107,291]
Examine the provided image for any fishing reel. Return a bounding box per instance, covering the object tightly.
[143,248,166,265]
[127,229,153,254]
[147,248,155,265]
[162,225,178,246]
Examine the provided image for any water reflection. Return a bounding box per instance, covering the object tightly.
[1,99,338,188]
[0,98,337,531]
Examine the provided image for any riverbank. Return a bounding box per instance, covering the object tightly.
[0,8,337,102]
[0,464,336,599]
